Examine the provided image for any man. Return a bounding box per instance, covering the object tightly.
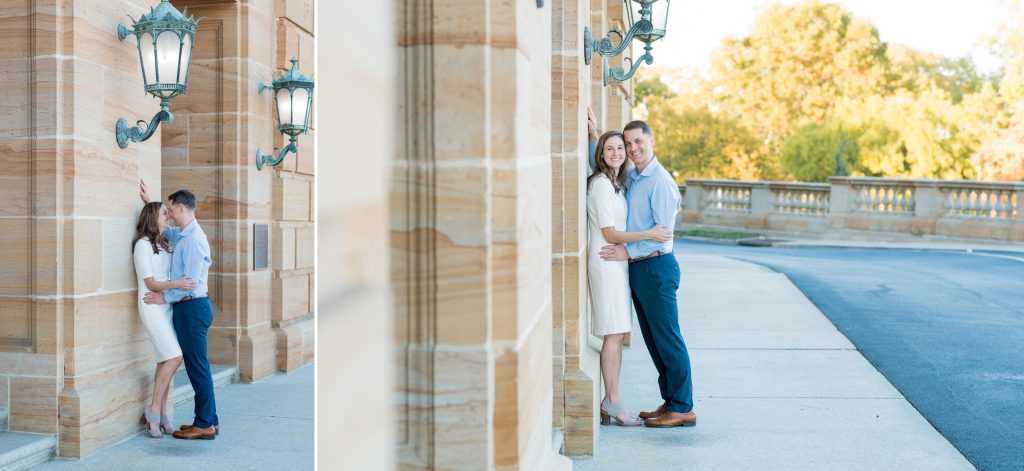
[597,119,696,428]
[141,181,220,439]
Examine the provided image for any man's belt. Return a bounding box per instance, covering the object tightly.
[629,250,666,265]
[173,295,208,305]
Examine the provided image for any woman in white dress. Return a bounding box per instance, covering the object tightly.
[587,130,672,426]
[132,202,195,438]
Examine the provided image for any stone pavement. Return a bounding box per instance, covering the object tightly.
[34,364,313,471]
[573,254,975,471]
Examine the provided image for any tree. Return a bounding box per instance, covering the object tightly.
[644,96,762,182]
[708,0,890,172]
[781,124,860,182]
[972,102,1024,181]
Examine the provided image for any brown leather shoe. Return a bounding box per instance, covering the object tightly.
[172,425,217,440]
[638,403,668,420]
[179,424,220,436]
[644,410,697,428]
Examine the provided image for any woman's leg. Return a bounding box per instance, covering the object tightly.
[601,333,626,404]
[152,356,183,413]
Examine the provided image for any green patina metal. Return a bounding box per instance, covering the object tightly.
[256,57,315,171]
[115,0,201,149]
[583,0,671,86]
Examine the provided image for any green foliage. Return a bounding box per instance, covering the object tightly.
[631,0,1022,182]
[708,0,889,166]
[645,95,762,182]
[781,124,859,182]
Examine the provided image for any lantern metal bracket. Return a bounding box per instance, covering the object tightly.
[605,44,654,85]
[583,20,651,66]
[117,23,134,41]
[116,101,173,149]
[256,135,298,171]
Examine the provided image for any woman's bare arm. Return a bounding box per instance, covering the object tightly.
[143,276,196,292]
[600,225,672,244]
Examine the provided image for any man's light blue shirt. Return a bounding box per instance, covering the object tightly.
[625,156,679,259]
[164,219,212,303]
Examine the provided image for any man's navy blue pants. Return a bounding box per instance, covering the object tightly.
[629,253,694,413]
[172,297,219,428]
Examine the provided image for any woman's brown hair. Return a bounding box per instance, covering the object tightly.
[132,202,172,255]
[587,130,628,193]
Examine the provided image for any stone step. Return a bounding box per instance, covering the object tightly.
[0,432,56,471]
[172,364,238,407]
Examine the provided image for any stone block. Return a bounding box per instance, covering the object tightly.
[66,292,139,349]
[561,368,596,456]
[433,347,490,469]
[273,318,309,372]
[9,375,58,433]
[239,323,277,382]
[274,273,310,321]
[0,352,57,377]
[102,218,136,292]
[275,0,314,34]
[273,175,311,221]
[295,225,313,268]
[0,218,30,296]
[0,139,31,218]
[296,129,315,175]
[208,326,240,366]
[273,225,296,271]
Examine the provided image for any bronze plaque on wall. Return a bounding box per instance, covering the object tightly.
[254,224,269,270]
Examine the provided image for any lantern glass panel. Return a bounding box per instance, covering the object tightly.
[156,31,182,84]
[292,88,310,128]
[276,88,292,126]
[178,33,192,86]
[653,0,670,33]
[622,0,637,30]
[140,31,157,87]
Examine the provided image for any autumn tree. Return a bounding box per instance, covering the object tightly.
[708,0,890,174]
[781,124,859,182]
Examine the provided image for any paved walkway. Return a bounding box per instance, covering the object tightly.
[35,364,313,471]
[573,254,975,470]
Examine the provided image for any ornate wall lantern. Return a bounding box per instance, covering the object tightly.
[583,0,671,85]
[115,0,200,149]
[256,57,314,171]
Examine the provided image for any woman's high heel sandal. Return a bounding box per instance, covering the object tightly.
[143,407,163,438]
[160,412,174,434]
[600,399,643,427]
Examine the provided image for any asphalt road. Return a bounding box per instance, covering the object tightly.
[677,240,1024,471]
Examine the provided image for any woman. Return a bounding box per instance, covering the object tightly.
[132,202,195,438]
[587,130,672,426]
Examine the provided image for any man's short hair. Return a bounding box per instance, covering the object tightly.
[168,189,197,210]
[623,120,652,136]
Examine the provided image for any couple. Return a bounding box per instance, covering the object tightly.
[130,180,219,440]
[586,112,696,428]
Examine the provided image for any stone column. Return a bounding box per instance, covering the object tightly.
[0,0,168,457]
[552,0,600,458]
[393,0,569,468]
[1015,186,1024,242]
[910,180,941,236]
[827,177,854,232]
[270,0,315,373]
[317,0,394,468]
[681,180,705,224]
[747,182,772,230]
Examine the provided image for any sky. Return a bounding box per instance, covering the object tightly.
[655,0,1009,77]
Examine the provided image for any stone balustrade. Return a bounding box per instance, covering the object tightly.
[680,177,1024,242]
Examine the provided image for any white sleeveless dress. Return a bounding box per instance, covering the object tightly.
[133,237,182,362]
[586,174,632,336]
